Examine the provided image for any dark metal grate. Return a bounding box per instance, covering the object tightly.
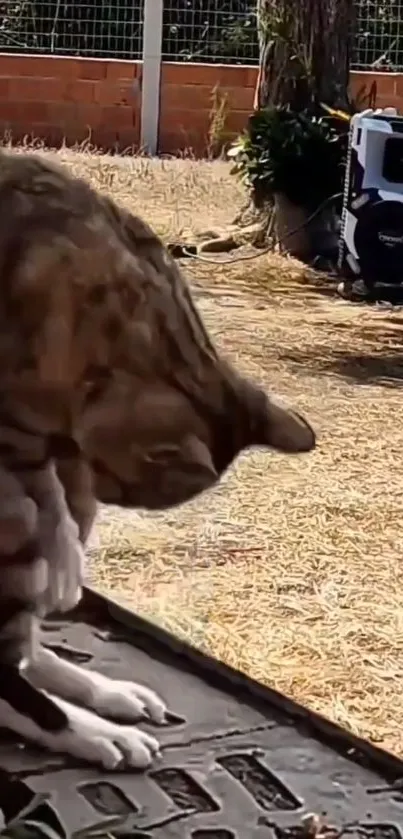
[0,596,401,839]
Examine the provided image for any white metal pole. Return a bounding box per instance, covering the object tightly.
[140,0,163,155]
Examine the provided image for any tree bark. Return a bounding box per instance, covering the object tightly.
[248,0,355,260]
[254,0,355,112]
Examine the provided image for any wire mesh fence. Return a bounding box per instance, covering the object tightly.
[0,1,144,58]
[0,1,401,71]
[353,1,402,71]
[162,0,258,65]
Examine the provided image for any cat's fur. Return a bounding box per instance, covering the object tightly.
[0,149,316,768]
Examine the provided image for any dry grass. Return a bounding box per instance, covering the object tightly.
[38,147,403,756]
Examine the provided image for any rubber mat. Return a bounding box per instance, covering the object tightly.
[0,586,402,839]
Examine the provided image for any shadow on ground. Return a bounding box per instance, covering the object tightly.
[319,351,403,387]
[276,275,339,301]
[279,317,403,388]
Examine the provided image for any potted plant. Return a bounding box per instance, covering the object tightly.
[228,104,349,261]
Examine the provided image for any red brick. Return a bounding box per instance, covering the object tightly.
[159,105,210,129]
[161,84,214,111]
[21,123,55,144]
[0,101,22,122]
[0,55,22,77]
[5,56,78,79]
[0,125,23,145]
[376,77,397,100]
[100,105,136,128]
[161,84,254,113]
[225,110,253,133]
[160,61,254,88]
[158,100,251,154]
[75,104,104,130]
[10,76,67,102]
[97,81,140,106]
[106,60,139,82]
[3,104,21,123]
[0,55,39,77]
[158,130,206,155]
[159,114,208,144]
[77,59,107,81]
[391,77,403,102]
[350,71,372,92]
[218,86,255,111]
[36,113,98,147]
[0,77,10,99]
[245,67,259,88]
[33,123,65,145]
[115,126,140,148]
[46,102,103,142]
[89,129,115,150]
[18,101,50,123]
[63,124,100,146]
[47,102,77,125]
[351,70,397,99]
[367,95,400,113]
[47,57,80,79]
[160,63,186,84]
[96,126,139,151]
[64,80,97,104]
[220,65,257,87]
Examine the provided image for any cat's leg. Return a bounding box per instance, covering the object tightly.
[21,460,88,614]
[53,452,97,546]
[0,464,48,667]
[27,646,167,724]
[0,688,160,769]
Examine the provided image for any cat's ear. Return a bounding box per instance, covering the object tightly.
[263,395,316,453]
[221,362,316,456]
[242,385,316,454]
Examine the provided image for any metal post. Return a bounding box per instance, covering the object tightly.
[140,0,163,155]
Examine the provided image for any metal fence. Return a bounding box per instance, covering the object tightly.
[0,1,145,59]
[161,1,258,65]
[0,1,401,71]
[353,0,402,71]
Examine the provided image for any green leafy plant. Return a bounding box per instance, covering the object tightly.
[228,104,349,211]
[0,793,129,839]
[0,793,66,839]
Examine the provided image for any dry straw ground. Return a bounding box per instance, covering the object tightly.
[40,148,403,756]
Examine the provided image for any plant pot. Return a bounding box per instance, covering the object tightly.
[274,192,312,260]
[274,193,340,263]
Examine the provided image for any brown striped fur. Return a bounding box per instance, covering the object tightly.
[0,149,316,668]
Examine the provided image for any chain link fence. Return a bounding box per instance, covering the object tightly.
[0,1,401,71]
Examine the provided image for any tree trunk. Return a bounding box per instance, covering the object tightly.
[254,0,355,112]
[247,0,355,260]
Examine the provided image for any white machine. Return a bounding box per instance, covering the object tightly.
[338,107,403,294]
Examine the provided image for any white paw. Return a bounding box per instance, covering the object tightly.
[53,698,162,769]
[89,673,167,724]
[87,725,161,770]
[10,694,162,770]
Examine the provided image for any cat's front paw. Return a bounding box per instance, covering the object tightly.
[88,673,167,724]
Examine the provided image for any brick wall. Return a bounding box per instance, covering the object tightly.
[0,53,400,156]
[159,62,257,154]
[0,54,142,150]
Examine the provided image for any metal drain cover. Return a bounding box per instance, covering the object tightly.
[0,588,402,838]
